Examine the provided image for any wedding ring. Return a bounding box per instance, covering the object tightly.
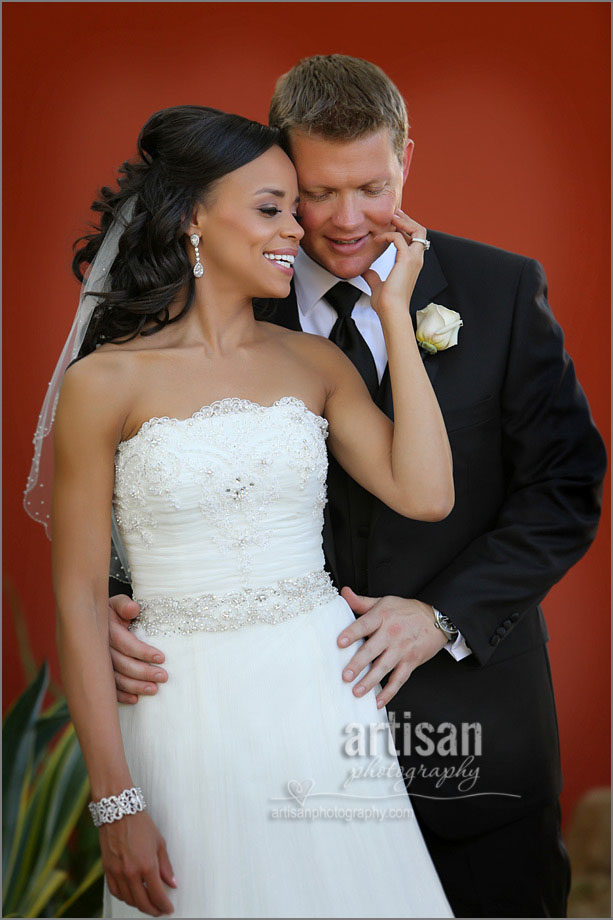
[410,237,430,250]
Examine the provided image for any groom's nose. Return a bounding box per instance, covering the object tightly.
[330,193,363,231]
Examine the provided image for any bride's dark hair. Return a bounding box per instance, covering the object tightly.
[72,105,281,352]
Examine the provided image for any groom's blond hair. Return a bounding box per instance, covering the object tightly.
[269,54,409,164]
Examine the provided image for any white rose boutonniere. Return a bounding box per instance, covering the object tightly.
[415,303,463,354]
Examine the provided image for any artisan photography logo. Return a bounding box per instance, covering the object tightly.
[346,711,483,758]
[342,713,483,796]
[269,715,520,821]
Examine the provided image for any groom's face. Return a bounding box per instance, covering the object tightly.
[288,128,412,279]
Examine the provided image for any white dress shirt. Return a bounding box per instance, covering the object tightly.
[293,244,472,662]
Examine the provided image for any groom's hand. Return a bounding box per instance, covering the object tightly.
[108,595,168,704]
[337,587,448,709]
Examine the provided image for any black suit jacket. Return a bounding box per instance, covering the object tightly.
[254,229,607,839]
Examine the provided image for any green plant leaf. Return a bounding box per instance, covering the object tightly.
[55,857,103,917]
[5,725,74,911]
[3,609,103,918]
[33,701,71,770]
[7,725,88,915]
[23,867,68,918]
[2,662,49,891]
[27,736,90,907]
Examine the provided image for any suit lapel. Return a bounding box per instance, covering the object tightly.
[378,240,448,417]
[410,239,448,319]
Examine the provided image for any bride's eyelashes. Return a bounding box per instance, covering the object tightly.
[258,206,301,219]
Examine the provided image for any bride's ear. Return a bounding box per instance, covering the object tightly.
[186,201,207,239]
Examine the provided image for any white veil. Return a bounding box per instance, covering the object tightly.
[23,196,137,582]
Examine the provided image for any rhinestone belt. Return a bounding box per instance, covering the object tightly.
[130,569,338,636]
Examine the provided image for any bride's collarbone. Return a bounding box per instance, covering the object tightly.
[93,339,325,443]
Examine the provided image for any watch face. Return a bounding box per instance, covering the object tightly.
[436,613,458,638]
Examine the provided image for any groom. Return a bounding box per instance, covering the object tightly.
[107,55,606,916]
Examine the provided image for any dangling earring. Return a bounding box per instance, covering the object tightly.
[190,234,204,278]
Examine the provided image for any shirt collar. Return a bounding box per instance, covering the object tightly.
[294,243,397,315]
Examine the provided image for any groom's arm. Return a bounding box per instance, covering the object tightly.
[415,257,606,666]
[338,256,606,700]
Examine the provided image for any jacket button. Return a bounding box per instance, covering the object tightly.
[503,618,512,629]
[510,612,520,622]
[490,635,501,646]
[496,626,506,636]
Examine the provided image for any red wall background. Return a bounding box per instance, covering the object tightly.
[3,3,610,827]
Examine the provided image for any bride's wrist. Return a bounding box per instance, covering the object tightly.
[378,306,414,329]
[89,785,147,827]
[89,766,135,803]
[380,311,420,352]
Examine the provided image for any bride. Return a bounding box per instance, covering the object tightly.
[31,105,454,917]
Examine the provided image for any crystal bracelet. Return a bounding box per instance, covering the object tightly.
[88,786,147,827]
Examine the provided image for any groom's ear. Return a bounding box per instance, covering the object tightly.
[401,139,414,186]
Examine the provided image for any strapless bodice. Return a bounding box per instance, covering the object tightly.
[113,397,329,603]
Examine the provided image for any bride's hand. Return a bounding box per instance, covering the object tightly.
[100,810,177,916]
[362,210,427,319]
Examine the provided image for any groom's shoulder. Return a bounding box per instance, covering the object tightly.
[428,228,536,277]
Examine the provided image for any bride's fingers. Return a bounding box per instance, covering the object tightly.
[158,842,178,889]
[373,230,424,266]
[113,875,134,910]
[391,208,426,235]
[106,871,122,900]
[391,211,428,248]
[361,267,382,292]
[143,863,176,914]
[127,875,163,917]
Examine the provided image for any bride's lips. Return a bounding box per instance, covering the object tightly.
[325,234,369,255]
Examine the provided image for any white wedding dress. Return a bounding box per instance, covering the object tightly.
[103,396,453,919]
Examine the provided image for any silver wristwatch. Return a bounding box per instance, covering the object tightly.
[432,607,459,642]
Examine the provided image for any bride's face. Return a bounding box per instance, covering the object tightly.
[190,145,303,299]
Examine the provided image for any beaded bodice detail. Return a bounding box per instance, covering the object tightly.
[113,397,330,605]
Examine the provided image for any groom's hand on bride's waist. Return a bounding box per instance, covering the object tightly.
[108,595,168,704]
[337,588,448,709]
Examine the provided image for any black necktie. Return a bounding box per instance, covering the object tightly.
[324,282,379,398]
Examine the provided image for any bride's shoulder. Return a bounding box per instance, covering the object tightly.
[262,326,351,392]
[63,344,139,390]
[260,322,339,360]
[58,347,137,434]
[278,326,352,373]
